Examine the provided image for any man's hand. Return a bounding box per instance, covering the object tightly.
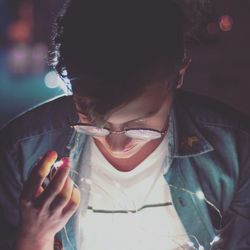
[16,151,80,250]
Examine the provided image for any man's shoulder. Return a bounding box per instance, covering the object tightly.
[175,90,250,135]
[0,95,78,148]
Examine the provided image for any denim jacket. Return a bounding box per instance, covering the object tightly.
[0,90,250,250]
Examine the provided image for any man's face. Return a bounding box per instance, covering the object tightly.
[77,81,174,170]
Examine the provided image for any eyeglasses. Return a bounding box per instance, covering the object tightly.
[71,123,168,140]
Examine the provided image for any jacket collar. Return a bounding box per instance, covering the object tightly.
[171,95,214,158]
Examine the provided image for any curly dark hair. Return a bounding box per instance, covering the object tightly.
[49,0,213,125]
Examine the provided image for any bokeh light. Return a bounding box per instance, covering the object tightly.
[7,44,30,74]
[44,70,65,89]
[219,15,234,32]
[8,20,32,43]
[31,43,48,73]
[207,22,220,35]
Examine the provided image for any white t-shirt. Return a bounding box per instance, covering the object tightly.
[79,136,191,250]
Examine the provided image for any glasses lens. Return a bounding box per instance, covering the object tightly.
[125,129,162,140]
[74,125,109,137]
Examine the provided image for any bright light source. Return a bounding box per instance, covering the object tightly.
[53,160,64,170]
[196,190,205,200]
[187,241,194,247]
[44,70,65,89]
[210,235,220,245]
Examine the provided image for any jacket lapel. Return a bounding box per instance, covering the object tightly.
[163,97,217,249]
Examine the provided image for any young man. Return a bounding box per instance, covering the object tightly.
[0,0,250,249]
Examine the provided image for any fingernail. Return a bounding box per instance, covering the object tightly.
[47,150,58,159]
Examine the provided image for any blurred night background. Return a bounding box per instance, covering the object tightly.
[0,0,250,128]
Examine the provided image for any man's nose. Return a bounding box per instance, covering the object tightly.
[105,132,132,152]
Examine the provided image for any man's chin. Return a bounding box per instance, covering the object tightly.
[93,138,147,160]
[107,144,143,159]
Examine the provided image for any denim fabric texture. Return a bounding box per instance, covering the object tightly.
[0,90,250,250]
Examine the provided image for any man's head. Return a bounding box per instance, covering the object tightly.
[50,0,191,168]
[51,0,190,123]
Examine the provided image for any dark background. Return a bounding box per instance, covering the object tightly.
[0,0,250,128]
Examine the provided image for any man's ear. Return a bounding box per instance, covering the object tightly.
[176,57,192,89]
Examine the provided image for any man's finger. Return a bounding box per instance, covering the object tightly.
[49,177,74,212]
[22,151,58,201]
[34,186,44,198]
[62,186,80,217]
[37,158,70,206]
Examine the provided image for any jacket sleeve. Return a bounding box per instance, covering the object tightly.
[220,129,250,249]
[0,135,23,250]
[0,119,74,250]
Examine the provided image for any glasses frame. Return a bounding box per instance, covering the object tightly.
[70,122,168,139]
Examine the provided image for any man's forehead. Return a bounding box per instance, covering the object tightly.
[106,83,171,124]
[77,81,173,125]
[106,102,160,124]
